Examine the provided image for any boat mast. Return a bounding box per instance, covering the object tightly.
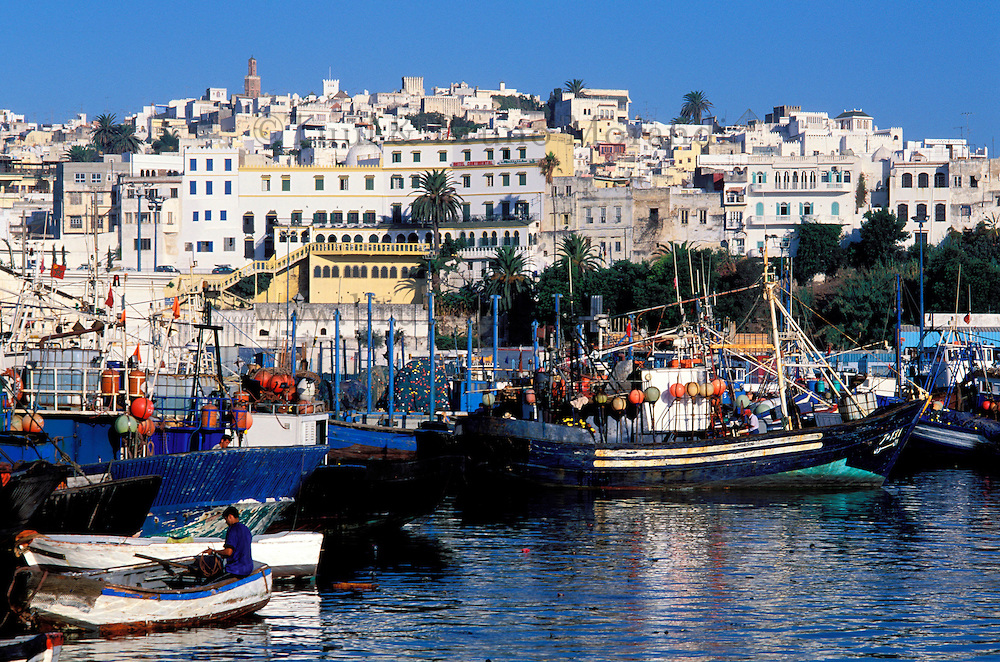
[763,242,791,430]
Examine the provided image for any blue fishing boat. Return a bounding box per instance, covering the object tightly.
[83,446,329,537]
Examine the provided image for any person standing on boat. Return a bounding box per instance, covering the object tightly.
[744,409,766,435]
[214,506,253,577]
[212,434,232,450]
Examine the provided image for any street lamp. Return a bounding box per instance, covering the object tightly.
[148,191,165,270]
[912,212,928,382]
[125,184,165,271]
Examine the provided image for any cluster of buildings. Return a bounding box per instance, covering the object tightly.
[1,60,997,311]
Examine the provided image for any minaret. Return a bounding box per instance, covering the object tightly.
[244,57,261,98]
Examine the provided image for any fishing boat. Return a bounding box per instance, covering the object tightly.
[0,460,66,540]
[7,558,272,635]
[28,475,161,536]
[18,530,322,579]
[0,632,63,662]
[456,258,927,490]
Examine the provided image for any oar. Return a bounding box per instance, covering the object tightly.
[133,552,193,572]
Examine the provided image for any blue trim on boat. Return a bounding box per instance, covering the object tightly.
[100,567,271,600]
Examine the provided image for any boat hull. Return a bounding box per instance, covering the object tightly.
[901,410,1000,469]
[457,400,924,489]
[9,563,272,636]
[1,462,66,540]
[28,475,161,536]
[0,632,63,662]
[21,531,322,579]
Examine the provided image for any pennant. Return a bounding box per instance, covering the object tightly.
[50,264,66,279]
[626,320,632,340]
[40,259,45,273]
[172,296,180,319]
[965,313,972,324]
[133,345,141,362]
[105,285,114,308]
[118,310,126,326]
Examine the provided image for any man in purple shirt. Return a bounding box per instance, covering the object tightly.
[215,506,253,577]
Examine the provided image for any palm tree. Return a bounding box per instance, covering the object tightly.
[91,113,118,152]
[109,124,142,154]
[679,91,713,125]
[564,79,585,96]
[151,128,179,153]
[411,170,464,282]
[483,245,531,313]
[538,151,560,184]
[558,233,602,275]
[66,145,99,162]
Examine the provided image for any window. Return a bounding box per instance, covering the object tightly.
[501,173,510,187]
[462,175,471,188]
[281,176,290,192]
[133,238,151,250]
[831,202,840,216]
[189,159,197,171]
[339,176,348,191]
[970,176,979,188]
[935,203,946,222]
[225,181,232,195]
[245,239,255,258]
[699,209,707,224]
[778,203,789,216]
[391,176,404,189]
[391,151,401,163]
[243,213,255,233]
[220,210,227,221]
[901,173,913,188]
[485,174,494,187]
[365,176,374,191]
[392,204,402,222]
[586,208,593,224]
[485,202,494,218]
[918,173,929,188]
[74,173,86,183]
[196,241,213,252]
[261,177,270,191]
[193,211,199,222]
[190,181,197,195]
[315,176,324,191]
[954,176,962,187]
[205,181,213,195]
[517,172,526,186]
[224,237,236,251]
[600,207,606,223]
[934,172,947,188]
[462,203,471,221]
[649,208,659,222]
[486,148,494,160]
[916,203,928,219]
[462,149,471,161]
[412,152,421,163]
[411,175,420,188]
[961,205,972,217]
[897,204,908,222]
[348,211,359,223]
[501,148,510,160]
[439,151,447,162]
[206,159,213,172]
[615,207,622,223]
[518,147,526,159]
[90,173,101,183]
[332,211,343,223]
[70,215,82,228]
[225,158,232,171]
[680,209,689,224]
[363,211,376,223]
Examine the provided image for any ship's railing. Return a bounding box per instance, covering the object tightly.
[253,401,328,415]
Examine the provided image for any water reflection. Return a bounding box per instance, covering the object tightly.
[56,471,1000,660]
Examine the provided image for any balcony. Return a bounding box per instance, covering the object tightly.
[748,181,850,193]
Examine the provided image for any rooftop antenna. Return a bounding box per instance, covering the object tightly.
[962,111,972,143]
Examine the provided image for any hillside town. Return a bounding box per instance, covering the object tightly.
[0,58,994,315]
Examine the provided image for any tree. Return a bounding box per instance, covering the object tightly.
[108,123,142,154]
[564,79,585,96]
[449,116,483,139]
[66,145,100,162]
[558,233,602,276]
[268,138,283,158]
[483,245,532,313]
[492,95,544,112]
[679,91,713,125]
[408,111,447,132]
[538,152,560,184]
[794,222,844,284]
[855,173,867,212]
[411,170,464,290]
[151,128,179,154]
[91,113,118,152]
[852,209,908,268]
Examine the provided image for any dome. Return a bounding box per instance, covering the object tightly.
[343,140,381,166]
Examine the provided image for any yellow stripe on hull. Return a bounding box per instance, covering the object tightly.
[593,433,824,459]
[593,441,824,468]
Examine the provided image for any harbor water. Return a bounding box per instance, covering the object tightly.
[58,468,1000,661]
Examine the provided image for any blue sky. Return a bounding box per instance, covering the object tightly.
[4,1,997,148]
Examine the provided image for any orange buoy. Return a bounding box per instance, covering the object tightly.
[233,391,251,407]
[254,370,273,391]
[201,404,220,428]
[127,370,146,398]
[628,389,644,405]
[670,383,685,398]
[524,389,536,404]
[21,412,44,433]
[234,408,253,431]
[130,397,154,420]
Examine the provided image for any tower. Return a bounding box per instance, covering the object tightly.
[244,57,261,98]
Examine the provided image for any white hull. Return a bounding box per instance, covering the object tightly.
[21,531,321,578]
[12,564,272,635]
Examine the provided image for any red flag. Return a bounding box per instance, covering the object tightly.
[50,264,66,279]
[626,320,632,340]
[133,345,141,362]
[965,313,972,324]
[39,258,45,273]
[105,285,114,308]
[172,296,180,319]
